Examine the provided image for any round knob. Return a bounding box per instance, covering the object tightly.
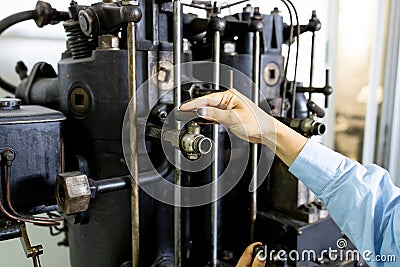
[194,136,212,155]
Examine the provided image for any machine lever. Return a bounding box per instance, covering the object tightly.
[307,101,325,118]
[295,69,333,108]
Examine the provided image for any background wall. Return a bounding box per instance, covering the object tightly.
[334,0,381,161]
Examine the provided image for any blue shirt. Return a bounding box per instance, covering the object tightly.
[289,140,400,266]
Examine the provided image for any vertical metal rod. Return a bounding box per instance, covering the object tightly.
[211,30,221,267]
[173,1,182,266]
[250,30,260,242]
[308,31,316,105]
[228,70,234,88]
[127,21,140,267]
[32,255,41,267]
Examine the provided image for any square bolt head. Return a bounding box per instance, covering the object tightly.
[56,171,91,215]
[98,35,119,50]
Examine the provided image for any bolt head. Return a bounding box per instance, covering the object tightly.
[99,35,120,50]
[157,69,168,82]
[3,150,15,161]
[56,172,91,215]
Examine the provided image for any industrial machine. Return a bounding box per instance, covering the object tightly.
[0,1,360,266]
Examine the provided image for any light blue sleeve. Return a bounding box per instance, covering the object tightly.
[288,140,400,266]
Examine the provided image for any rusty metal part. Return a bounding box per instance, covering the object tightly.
[163,122,213,160]
[5,164,62,226]
[124,1,141,266]
[98,35,120,50]
[181,122,212,160]
[151,60,174,91]
[173,1,182,266]
[0,194,59,226]
[69,87,91,117]
[19,223,43,267]
[55,172,91,215]
[5,182,62,223]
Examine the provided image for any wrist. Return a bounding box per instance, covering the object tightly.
[263,118,308,167]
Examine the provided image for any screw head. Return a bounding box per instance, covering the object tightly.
[99,35,120,50]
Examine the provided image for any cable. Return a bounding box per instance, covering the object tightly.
[0,11,35,94]
[280,0,293,117]
[0,7,70,94]
[182,0,250,10]
[285,0,300,118]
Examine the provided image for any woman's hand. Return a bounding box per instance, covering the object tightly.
[180,89,275,145]
[180,89,307,167]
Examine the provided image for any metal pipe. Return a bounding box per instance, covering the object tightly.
[0,157,60,226]
[4,164,62,226]
[127,19,140,267]
[211,29,221,267]
[173,1,182,266]
[90,176,131,194]
[279,0,293,117]
[0,10,35,93]
[0,191,58,227]
[250,30,261,241]
[89,158,173,195]
[32,255,41,267]
[308,31,316,106]
[286,0,300,119]
[228,70,234,89]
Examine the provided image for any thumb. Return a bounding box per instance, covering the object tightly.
[252,253,266,267]
[197,107,232,125]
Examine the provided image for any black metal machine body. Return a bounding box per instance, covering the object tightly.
[0,1,359,267]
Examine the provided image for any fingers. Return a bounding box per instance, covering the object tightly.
[252,253,266,267]
[196,107,233,125]
[180,91,226,111]
[236,242,266,267]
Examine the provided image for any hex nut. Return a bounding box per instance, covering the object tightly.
[56,172,91,215]
[98,35,120,50]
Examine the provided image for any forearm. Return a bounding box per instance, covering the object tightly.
[261,117,308,167]
[288,140,400,263]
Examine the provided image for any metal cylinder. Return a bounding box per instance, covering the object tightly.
[127,19,140,267]
[173,1,182,266]
[211,29,221,267]
[250,30,261,241]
